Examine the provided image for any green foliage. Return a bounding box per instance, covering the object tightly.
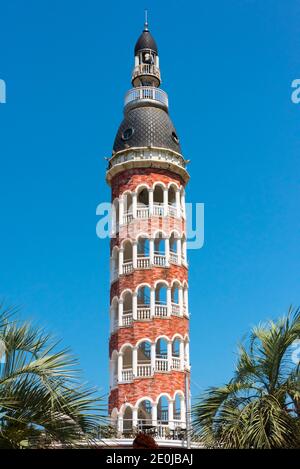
[193,307,300,448]
[0,303,107,448]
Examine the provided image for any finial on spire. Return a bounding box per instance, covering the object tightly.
[144,9,149,31]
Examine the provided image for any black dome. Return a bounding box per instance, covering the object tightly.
[134,29,158,55]
[113,106,181,154]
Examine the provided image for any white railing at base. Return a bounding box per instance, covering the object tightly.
[172,357,181,370]
[137,256,150,269]
[125,86,167,108]
[123,212,133,224]
[168,205,177,217]
[153,254,166,267]
[155,304,168,317]
[169,252,179,265]
[122,313,133,326]
[137,306,151,320]
[171,303,181,316]
[155,358,168,372]
[136,206,149,219]
[153,203,164,216]
[137,364,152,377]
[121,369,133,382]
[118,419,187,439]
[122,261,133,274]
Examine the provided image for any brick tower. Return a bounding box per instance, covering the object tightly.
[106,19,190,440]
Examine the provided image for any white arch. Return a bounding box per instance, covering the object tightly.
[155,335,170,344]
[120,288,133,300]
[120,402,134,414]
[110,349,119,361]
[167,181,180,190]
[135,282,152,293]
[111,407,119,418]
[153,229,168,239]
[120,238,133,249]
[171,333,184,342]
[155,392,172,404]
[119,342,134,354]
[135,183,150,194]
[154,279,169,289]
[171,278,182,288]
[173,390,185,400]
[136,337,152,347]
[135,395,154,407]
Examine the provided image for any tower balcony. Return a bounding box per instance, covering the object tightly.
[124,86,168,111]
[132,63,161,83]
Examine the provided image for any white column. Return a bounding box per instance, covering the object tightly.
[181,191,186,218]
[182,238,187,264]
[185,342,190,369]
[176,238,182,265]
[132,241,137,269]
[179,339,185,370]
[119,197,124,226]
[178,287,183,317]
[149,188,154,215]
[150,287,155,318]
[167,340,172,371]
[118,415,123,433]
[118,300,123,327]
[133,346,138,377]
[184,288,189,316]
[132,292,137,320]
[175,189,181,217]
[151,342,156,373]
[109,359,113,387]
[132,192,137,218]
[180,397,186,425]
[168,399,174,429]
[152,402,158,427]
[118,353,123,382]
[163,187,168,216]
[118,248,124,275]
[149,238,154,264]
[132,407,138,428]
[167,287,172,317]
[165,237,170,266]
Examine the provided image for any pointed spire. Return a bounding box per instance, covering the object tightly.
[144,9,149,31]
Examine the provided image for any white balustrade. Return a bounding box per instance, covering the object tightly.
[168,204,177,217]
[122,312,133,326]
[154,304,168,317]
[171,303,181,316]
[137,305,151,320]
[153,254,166,267]
[169,252,178,265]
[171,357,181,370]
[121,369,133,382]
[155,358,168,372]
[122,261,133,274]
[137,364,152,377]
[137,256,150,269]
[153,203,164,216]
[136,206,149,219]
[123,212,133,224]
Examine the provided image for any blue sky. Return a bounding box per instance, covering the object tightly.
[0,0,299,400]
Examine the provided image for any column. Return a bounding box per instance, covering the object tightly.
[150,287,155,318]
[132,240,137,269]
[181,191,186,218]
[119,196,124,226]
[149,188,154,215]
[182,238,187,264]
[118,248,124,275]
[179,339,185,371]
[109,359,113,388]
[168,399,174,430]
[175,189,181,218]
[132,407,138,428]
[165,237,170,266]
[118,299,123,327]
[118,415,123,433]
[183,288,189,316]
[163,187,168,216]
[180,397,186,426]
[132,192,137,218]
[152,402,158,427]
[178,286,183,317]
[167,286,172,317]
[132,291,137,320]
[185,342,190,369]
[151,342,156,373]
[149,238,154,264]
[132,346,138,377]
[176,238,182,265]
[167,340,172,371]
[118,353,123,382]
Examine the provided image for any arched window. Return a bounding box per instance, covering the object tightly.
[155,282,167,305]
[123,240,133,263]
[138,341,151,364]
[122,346,133,370]
[137,237,149,257]
[137,187,149,206]
[156,338,168,359]
[157,396,169,424]
[168,185,176,206]
[172,338,180,357]
[123,406,133,433]
[173,394,181,421]
[169,232,178,253]
[154,233,165,255]
[137,285,151,306]
[153,185,164,204]
[138,400,152,429]
[171,283,179,304]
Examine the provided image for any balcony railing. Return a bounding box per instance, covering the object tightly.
[118,419,187,440]
[122,261,133,274]
[172,357,181,370]
[153,254,166,267]
[137,305,151,320]
[155,358,168,372]
[122,311,133,326]
[137,256,150,269]
[137,364,152,377]
[169,252,179,265]
[121,369,133,382]
[153,203,164,216]
[125,86,167,109]
[171,303,181,316]
[155,304,168,317]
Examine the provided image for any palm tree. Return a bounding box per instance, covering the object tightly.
[0,304,106,448]
[193,308,300,448]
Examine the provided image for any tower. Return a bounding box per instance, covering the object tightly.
[106,19,190,441]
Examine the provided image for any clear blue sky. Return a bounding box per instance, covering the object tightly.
[0,0,299,400]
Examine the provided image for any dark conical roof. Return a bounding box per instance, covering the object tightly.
[113,105,181,154]
[134,28,158,55]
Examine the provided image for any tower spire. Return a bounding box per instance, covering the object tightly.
[144,9,149,31]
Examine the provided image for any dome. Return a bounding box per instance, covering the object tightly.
[134,29,158,55]
[113,105,181,154]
